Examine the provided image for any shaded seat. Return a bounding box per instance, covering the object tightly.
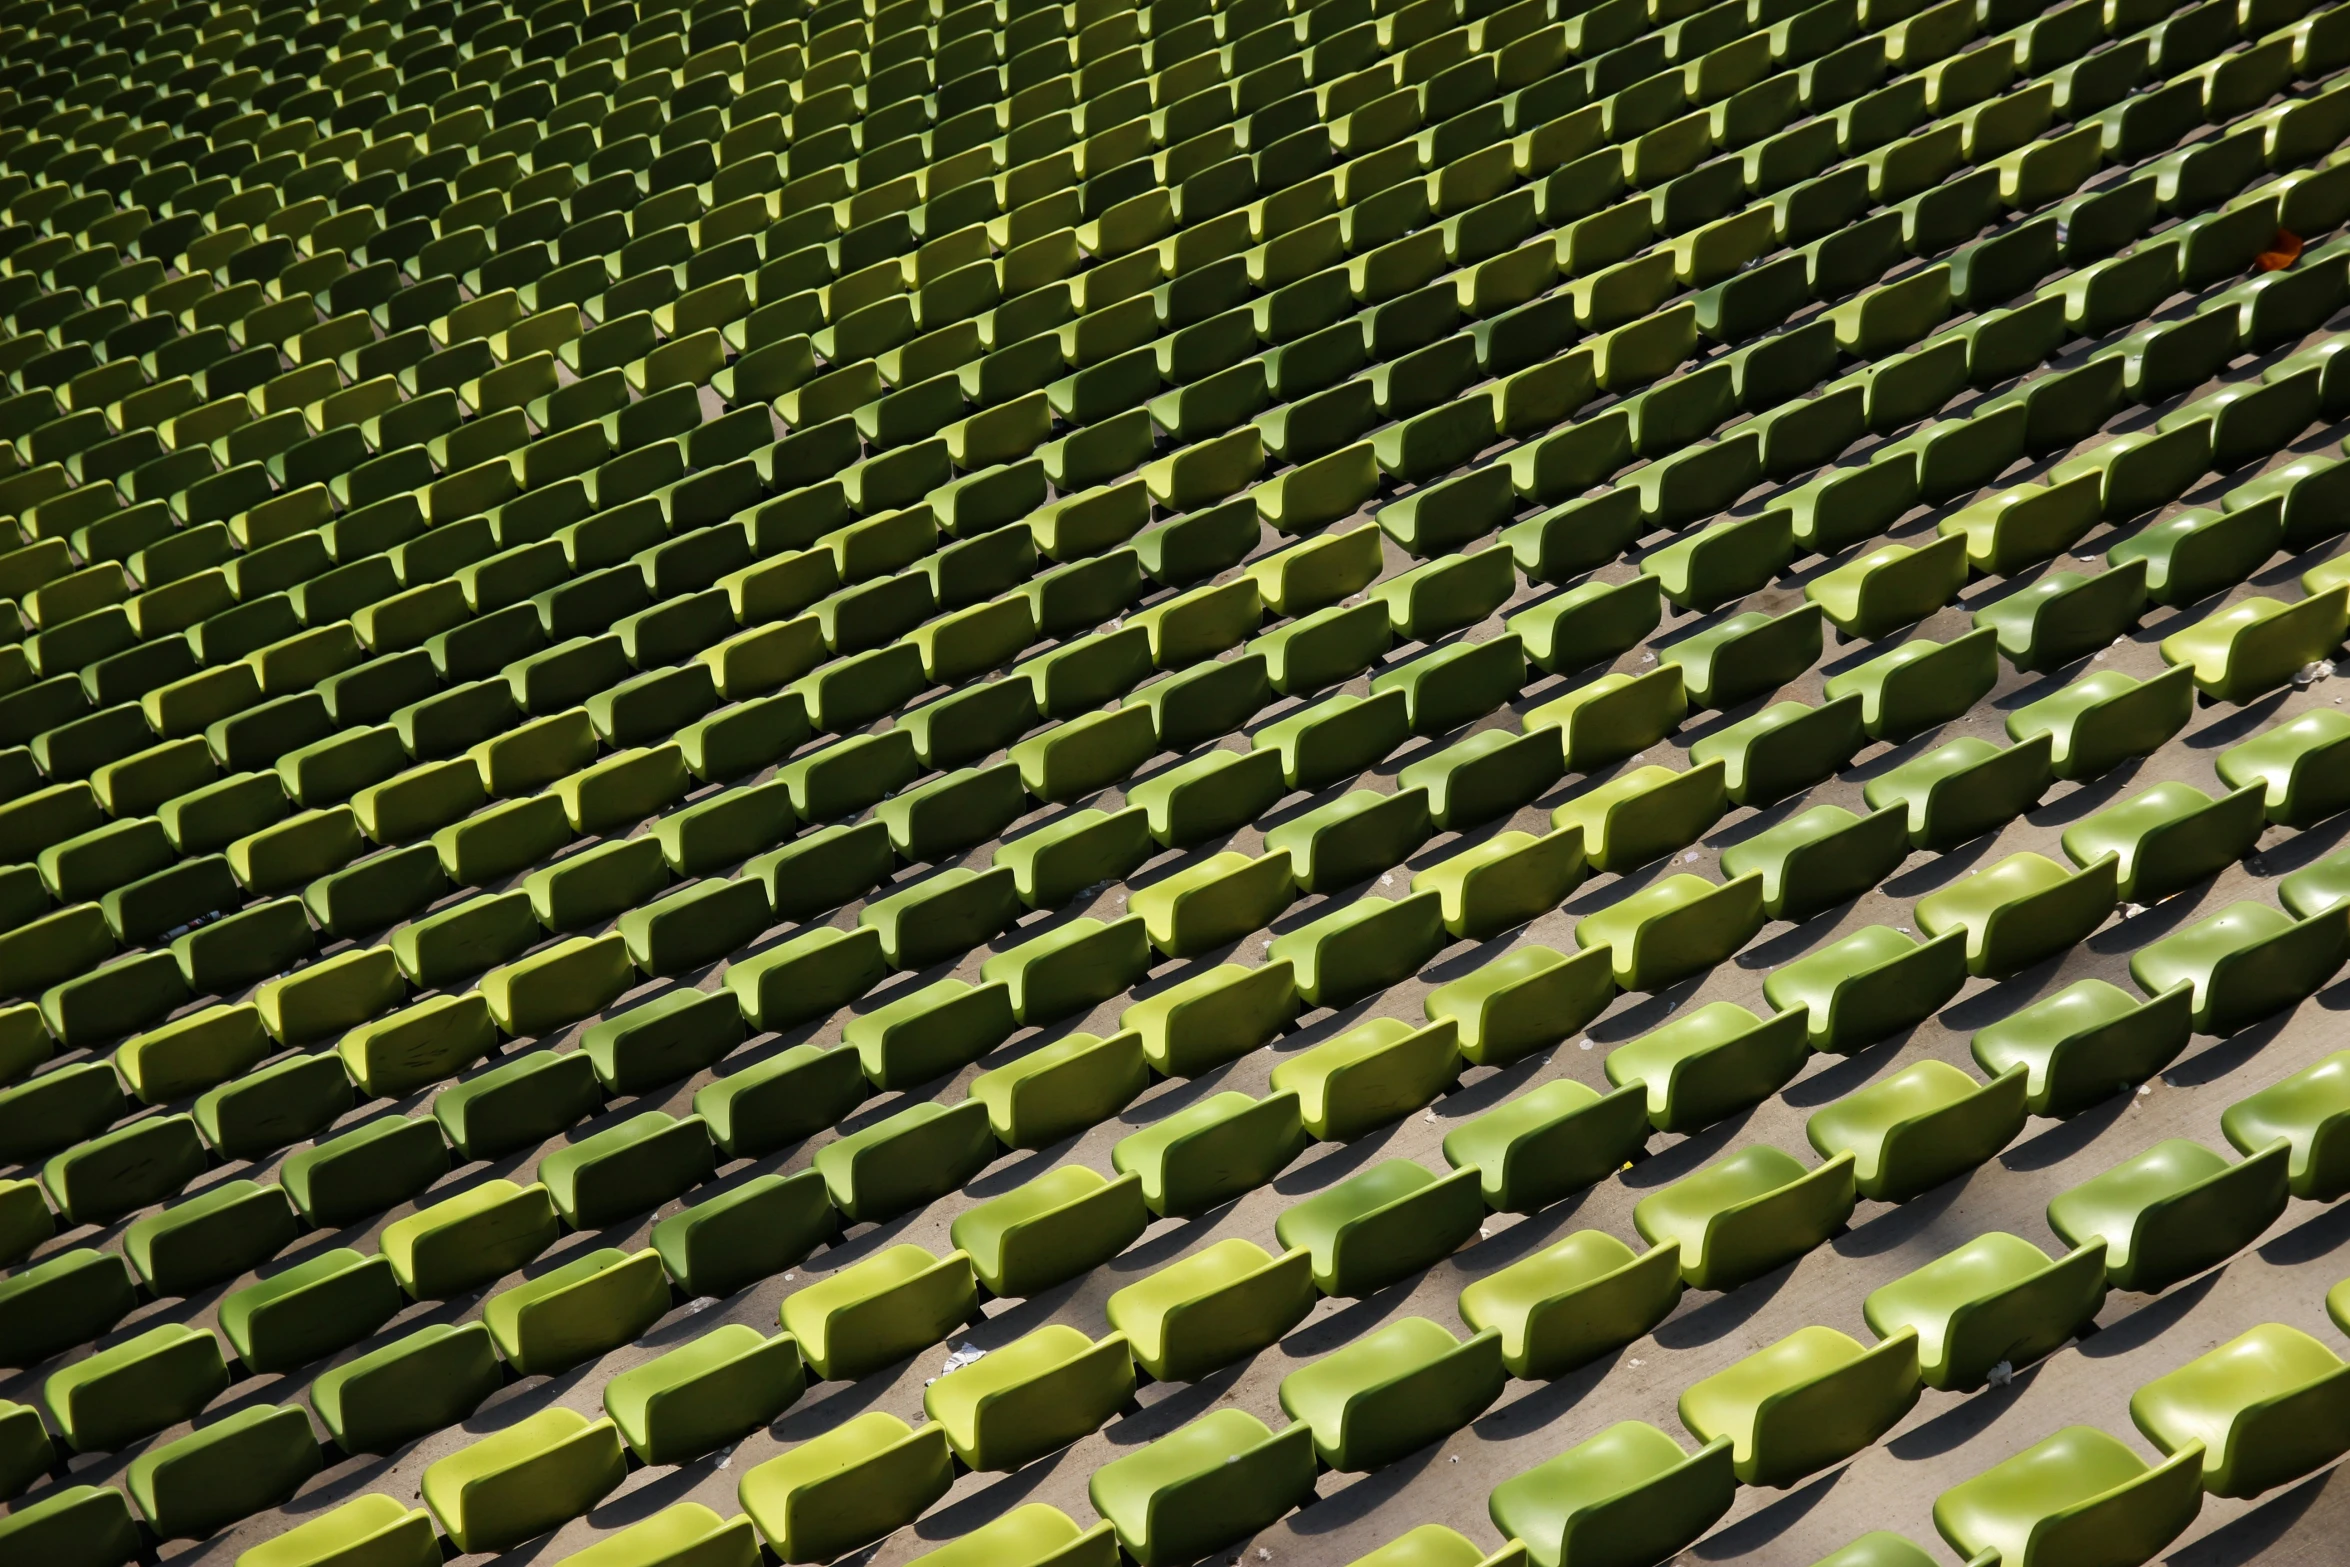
[1607,1003,1811,1134]
[971,1029,1149,1148]
[2128,902,2347,1036]
[2059,783,2265,902]
[1396,728,1566,830]
[1105,1239,1317,1382]
[1761,926,1967,1054]
[0,1484,139,1567]
[1914,853,2117,978]
[1932,1425,2203,1567]
[538,1503,760,1567]
[126,1403,320,1541]
[1861,734,2052,849]
[1659,604,1823,709]
[233,1493,437,1567]
[1441,1078,1650,1212]
[1423,944,1615,1067]
[1574,873,1765,991]
[433,1050,601,1162]
[1335,1525,1496,1567]
[1457,1231,1684,1380]
[1549,763,1725,874]
[539,1112,715,1228]
[1114,1090,1308,1217]
[43,1322,227,1453]
[842,978,1018,1092]
[604,1323,803,1465]
[1279,1316,1505,1471]
[778,1246,977,1381]
[1969,560,2151,676]
[1274,1159,1485,1296]
[1267,892,1447,1007]
[482,1248,668,1377]
[652,1171,836,1300]
[695,1043,868,1159]
[2005,666,2193,783]
[1486,1421,1735,1567]
[1679,1324,1920,1487]
[1632,1145,1857,1290]
[419,1406,627,1554]
[1820,628,1999,741]
[984,916,1154,1023]
[2222,1052,2350,1201]
[2107,502,2282,608]
[378,1179,559,1300]
[950,1165,1149,1296]
[1808,1061,2029,1202]
[1120,963,1299,1077]
[812,1100,995,1224]
[1268,1018,1460,1140]
[1263,788,1434,892]
[1412,829,1586,939]
[2159,586,2350,703]
[904,1506,1116,1567]
[219,1249,401,1374]
[1804,536,1968,638]
[1521,667,1687,773]
[1717,805,1909,922]
[1971,981,2192,1118]
[2216,710,2350,827]
[1865,1232,2111,1393]
[923,1324,1135,1471]
[123,1178,298,1297]
[1087,1408,1316,1567]
[2046,1140,2290,1294]
[1127,850,1296,957]
[2130,1322,2350,1499]
[1685,697,1864,807]
[311,1324,502,1455]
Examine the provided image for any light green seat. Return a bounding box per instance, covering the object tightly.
[1114,1090,1308,1217]
[1521,667,1687,773]
[986,916,1153,1025]
[1931,1425,2203,1567]
[220,1249,401,1375]
[1412,830,1586,939]
[548,1503,761,1567]
[736,1411,953,1565]
[1640,511,1793,611]
[2129,1321,2350,1499]
[1939,480,2100,576]
[1679,1324,1921,1488]
[378,1179,559,1300]
[127,1403,320,1541]
[1104,1238,1316,1382]
[482,1248,668,1377]
[1508,578,1663,675]
[902,1506,1115,1567]
[971,1030,1149,1148]
[1423,944,1617,1067]
[2059,783,2266,901]
[1457,1229,1684,1380]
[1274,1159,1486,1296]
[779,1245,977,1382]
[812,1099,995,1224]
[1821,628,1999,742]
[2159,587,2350,703]
[1278,1316,1505,1471]
[1915,852,2118,978]
[1575,872,1765,991]
[1864,1232,2111,1392]
[1972,981,2193,1119]
[2216,710,2350,827]
[1127,748,1286,847]
[2129,902,2347,1036]
[1660,604,1823,709]
[1263,788,1434,893]
[233,1493,437,1567]
[950,1165,1149,1297]
[1396,729,1565,830]
[1632,1145,1858,1291]
[1486,1421,1735,1567]
[651,1170,835,1301]
[2047,1140,2291,1294]
[1087,1409,1316,1567]
[433,1051,600,1162]
[1606,1003,1812,1134]
[923,1324,1135,1471]
[1718,804,1910,922]
[604,1323,804,1465]
[1253,689,1411,787]
[1971,562,2150,675]
[1441,1079,1650,1213]
[43,1322,228,1453]
[1802,1534,1941,1567]
[2224,1052,2350,1202]
[1120,963,1299,1077]
[995,808,1153,909]
[2008,666,2194,784]
[2108,503,2282,609]
[1547,762,1726,874]
[311,1324,501,1456]
[1804,536,1968,639]
[1861,735,2053,849]
[1808,1061,2030,1202]
[1762,926,1968,1054]
[1686,697,1864,806]
[1335,1525,1493,1567]
[1128,850,1296,956]
[1269,1018,1460,1141]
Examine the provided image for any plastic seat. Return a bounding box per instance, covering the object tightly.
[1762,926,1968,1054]
[2224,1052,2350,1202]
[1914,853,2118,978]
[1931,1425,2203,1567]
[1685,696,1864,806]
[1128,748,1287,847]
[1088,1409,1316,1567]
[1456,1227,1684,1381]
[2159,587,2350,703]
[537,1504,760,1567]
[2129,902,2347,1036]
[1804,536,1968,639]
[540,1112,715,1228]
[434,1052,600,1161]
[2216,710,2350,827]
[1521,666,1686,772]
[42,1322,228,1453]
[220,1249,400,1375]
[1279,1316,1506,1471]
[1265,788,1434,893]
[651,1170,836,1303]
[1717,803,1909,923]
[1808,1061,2029,1202]
[1412,828,1586,939]
[1486,1421,1735,1567]
[1423,945,1617,1067]
[2108,503,2282,609]
[482,1248,668,1377]
[1128,850,1296,956]
[923,1324,1135,1470]
[126,1403,320,1542]
[779,1245,977,1382]
[971,1029,1149,1148]
[1120,963,1299,1078]
[1633,1145,1858,1290]
[1508,578,1663,676]
[2059,783,2266,901]
[1275,1158,1486,1296]
[813,1100,995,1224]
[378,1179,559,1300]
[1269,1017,1459,1141]
[0,1484,139,1567]
[2004,666,2193,783]
[1679,1325,1921,1488]
[233,1494,437,1567]
[2046,1140,2290,1294]
[1575,872,1765,991]
[903,1506,1116,1567]
[951,1163,1148,1297]
[1862,735,2052,849]
[1971,981,2193,1119]
[1548,763,1726,874]
[1864,1233,2111,1393]
[2129,1322,2350,1499]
